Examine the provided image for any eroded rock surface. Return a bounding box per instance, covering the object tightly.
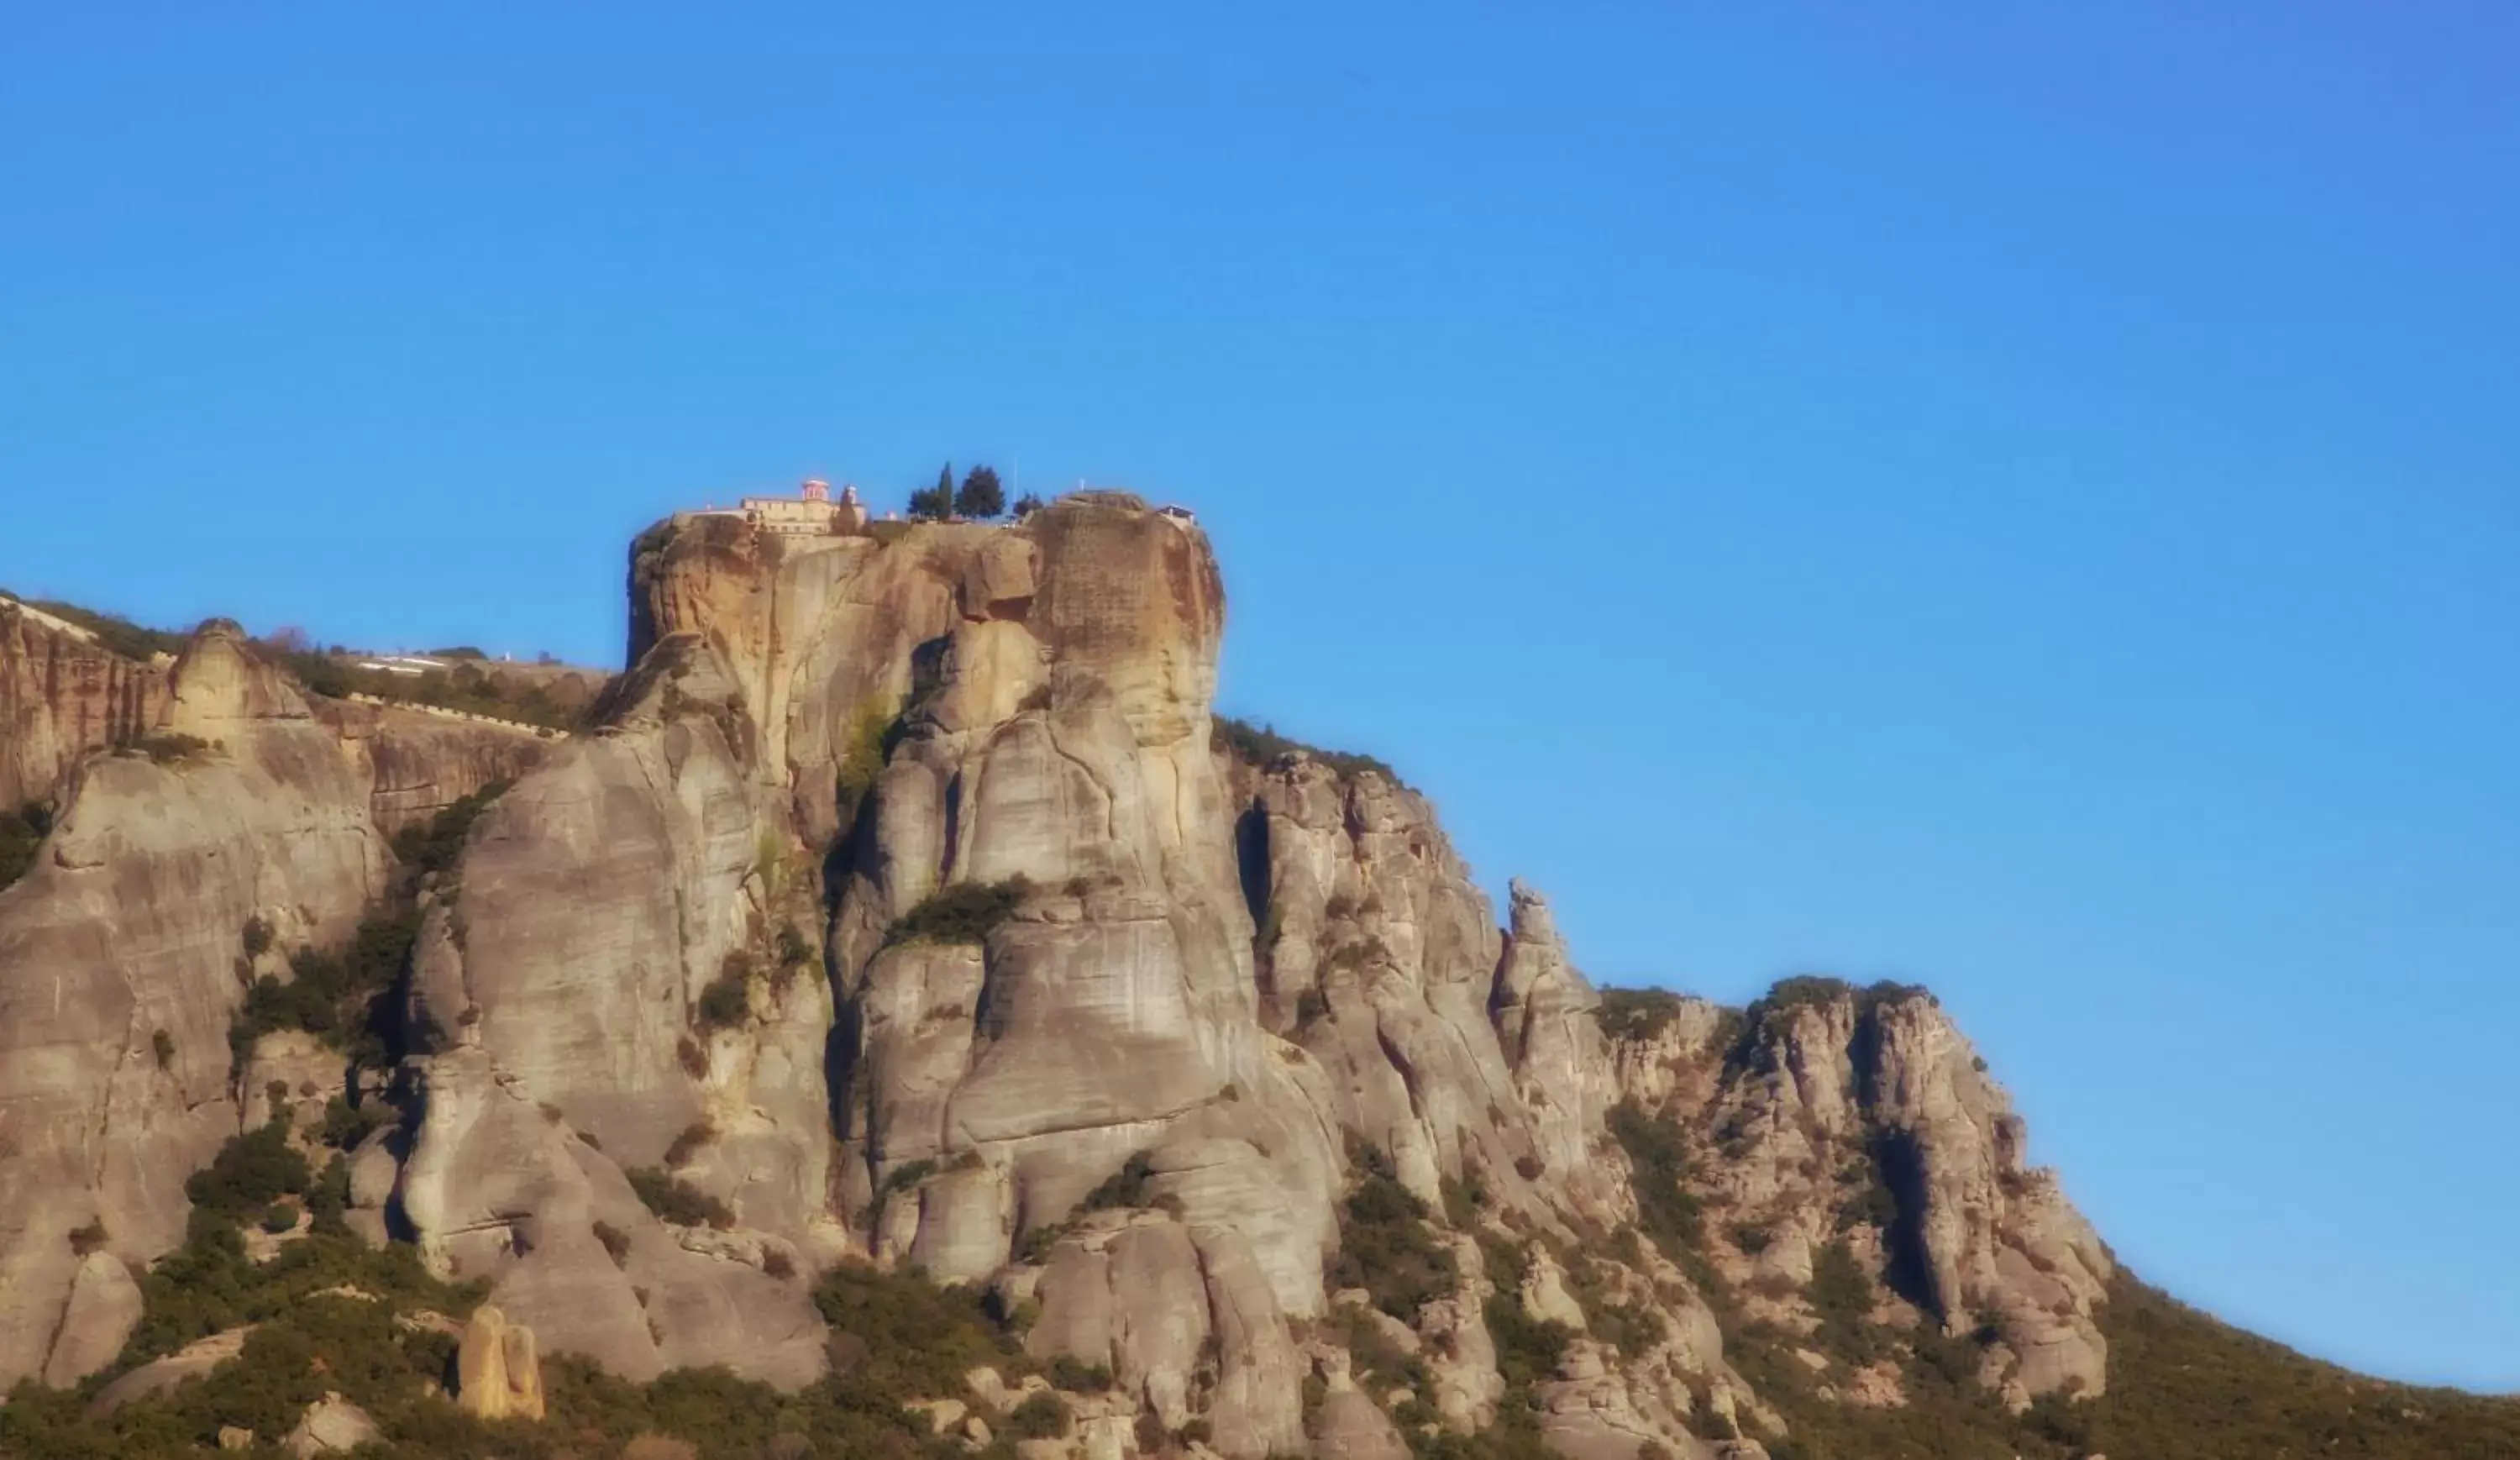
[0,496,2122,1460]
[0,625,388,1389]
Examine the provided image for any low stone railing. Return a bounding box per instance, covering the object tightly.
[342,692,560,738]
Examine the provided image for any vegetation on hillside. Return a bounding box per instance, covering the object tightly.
[0,799,52,892]
[0,591,187,661]
[1211,715,1404,786]
[275,648,582,731]
[884,877,1028,948]
[1593,985,1688,1041]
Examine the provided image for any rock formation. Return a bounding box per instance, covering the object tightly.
[454,1305,546,1421]
[0,598,170,809]
[0,495,2129,1460]
[0,623,389,1389]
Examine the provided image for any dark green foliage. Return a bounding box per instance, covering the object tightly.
[150,1027,175,1069]
[1047,1355,1114,1392]
[1326,1152,1458,1321]
[319,1094,394,1151]
[1337,1305,1439,1424]
[3,594,186,661]
[1484,1286,1574,1391]
[880,1158,937,1197]
[1606,1100,1705,1256]
[1211,715,1404,785]
[663,1121,713,1169]
[1564,1259,1666,1358]
[1079,1150,1163,1213]
[1439,1171,1488,1228]
[120,732,211,765]
[627,1168,734,1229]
[696,964,751,1032]
[1593,986,1688,1040]
[594,1220,633,1266]
[832,698,895,808]
[275,649,578,730]
[1804,1238,1883,1367]
[885,877,1027,947]
[0,799,50,890]
[907,465,954,521]
[954,465,1006,520]
[68,1219,108,1256]
[2071,1276,2520,1460]
[131,1142,484,1367]
[811,1260,1032,1399]
[307,1156,351,1232]
[1006,1390,1070,1439]
[185,1119,312,1220]
[391,779,511,876]
[241,916,274,958]
[1012,492,1046,517]
[229,905,420,1071]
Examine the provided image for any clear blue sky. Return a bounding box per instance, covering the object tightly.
[4,3,2514,1390]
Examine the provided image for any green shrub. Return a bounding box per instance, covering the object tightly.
[228,905,420,1072]
[1007,1391,1070,1439]
[0,800,48,891]
[626,1168,733,1229]
[1210,716,1404,786]
[1047,1355,1114,1392]
[594,1220,633,1267]
[120,732,211,765]
[67,1219,108,1257]
[1326,1153,1457,1321]
[885,877,1029,947]
[185,1118,312,1219]
[810,1259,1032,1400]
[391,779,511,876]
[319,1094,393,1150]
[1593,986,1687,1040]
[5,594,186,661]
[696,964,751,1031]
[1079,1150,1162,1213]
[664,1121,713,1169]
[1606,1100,1705,1257]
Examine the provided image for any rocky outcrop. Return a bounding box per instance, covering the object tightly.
[0,496,2124,1459]
[0,623,389,1389]
[0,600,169,809]
[454,1305,546,1421]
[285,1393,383,1456]
[1606,981,2112,1410]
[309,696,552,833]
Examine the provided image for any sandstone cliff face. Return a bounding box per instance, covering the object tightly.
[0,500,2121,1460]
[1603,983,2113,1412]
[0,625,388,1389]
[0,601,169,810]
[396,635,831,1385]
[307,697,552,834]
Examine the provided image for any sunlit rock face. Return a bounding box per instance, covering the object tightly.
[0,625,388,1389]
[0,496,2121,1458]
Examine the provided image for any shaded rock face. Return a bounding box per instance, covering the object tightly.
[308,696,552,834]
[396,638,831,1386]
[0,625,389,1389]
[0,601,169,808]
[1608,985,2112,1407]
